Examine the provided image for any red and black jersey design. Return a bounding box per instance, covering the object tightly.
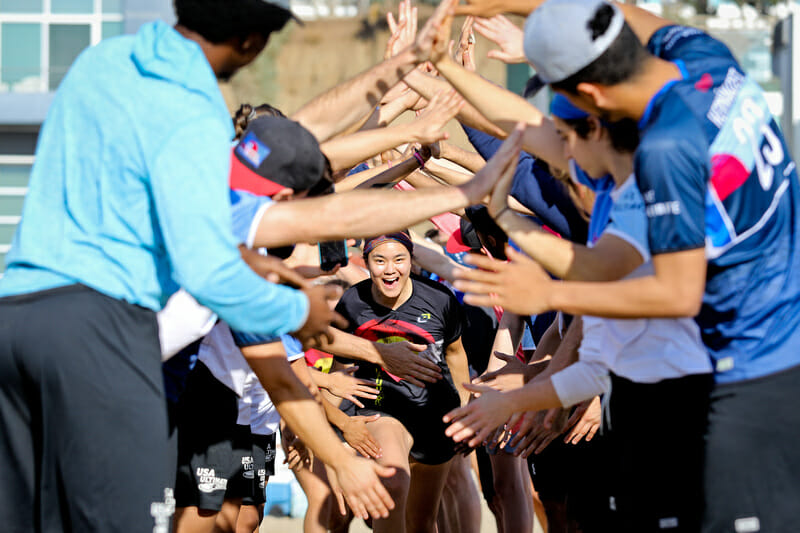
[335,275,465,464]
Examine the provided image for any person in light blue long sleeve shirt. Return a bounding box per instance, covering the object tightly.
[0,3,322,531]
[0,21,308,336]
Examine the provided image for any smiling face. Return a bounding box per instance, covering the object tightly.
[366,241,413,308]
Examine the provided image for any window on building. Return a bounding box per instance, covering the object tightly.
[0,159,33,272]
[49,24,91,90]
[0,0,123,93]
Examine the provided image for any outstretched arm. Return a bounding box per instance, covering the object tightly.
[243,342,395,519]
[252,124,526,248]
[454,245,706,318]
[321,90,462,172]
[292,49,418,142]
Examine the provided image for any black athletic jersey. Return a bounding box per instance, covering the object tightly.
[335,274,464,411]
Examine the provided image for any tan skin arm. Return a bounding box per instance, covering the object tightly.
[455,245,706,318]
[403,68,508,140]
[495,210,644,281]
[242,343,395,520]
[251,123,526,249]
[439,141,486,174]
[445,337,472,406]
[291,48,418,143]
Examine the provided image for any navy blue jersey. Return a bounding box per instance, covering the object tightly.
[462,125,588,243]
[638,25,800,383]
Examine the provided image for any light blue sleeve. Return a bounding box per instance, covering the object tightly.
[149,118,308,336]
[229,189,274,246]
[604,181,651,262]
[280,335,305,361]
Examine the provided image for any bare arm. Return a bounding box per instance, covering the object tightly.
[531,316,583,381]
[422,159,474,186]
[487,311,524,372]
[292,49,419,142]
[445,337,472,405]
[409,233,464,283]
[456,246,706,318]
[242,344,395,519]
[615,2,672,45]
[403,68,507,139]
[316,327,443,387]
[253,124,526,248]
[453,0,671,42]
[495,210,643,281]
[439,141,486,174]
[433,56,568,171]
[321,90,461,172]
[411,2,567,170]
[253,186,469,247]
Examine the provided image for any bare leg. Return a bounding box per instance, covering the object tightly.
[366,417,413,533]
[234,504,262,533]
[491,453,534,533]
[405,458,454,533]
[293,456,353,533]
[437,454,481,533]
[214,498,242,533]
[174,507,219,533]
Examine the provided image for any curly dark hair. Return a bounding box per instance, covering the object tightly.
[232,102,286,141]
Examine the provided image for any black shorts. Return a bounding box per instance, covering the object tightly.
[606,372,712,533]
[703,363,800,533]
[242,433,276,506]
[340,367,460,465]
[0,284,174,532]
[175,362,255,510]
[527,430,613,532]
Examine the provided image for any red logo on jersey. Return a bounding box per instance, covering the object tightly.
[355,319,436,382]
[695,73,713,92]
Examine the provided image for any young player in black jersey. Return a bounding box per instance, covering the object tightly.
[334,232,470,533]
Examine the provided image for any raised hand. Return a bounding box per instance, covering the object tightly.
[413,0,457,64]
[454,16,477,71]
[324,366,380,408]
[474,15,527,64]
[376,340,443,387]
[386,0,419,59]
[453,245,554,315]
[408,89,464,144]
[459,122,524,204]
[341,414,383,459]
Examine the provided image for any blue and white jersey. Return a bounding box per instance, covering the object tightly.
[229,189,274,250]
[551,164,710,407]
[636,26,800,383]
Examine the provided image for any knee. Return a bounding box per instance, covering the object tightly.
[381,468,411,500]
